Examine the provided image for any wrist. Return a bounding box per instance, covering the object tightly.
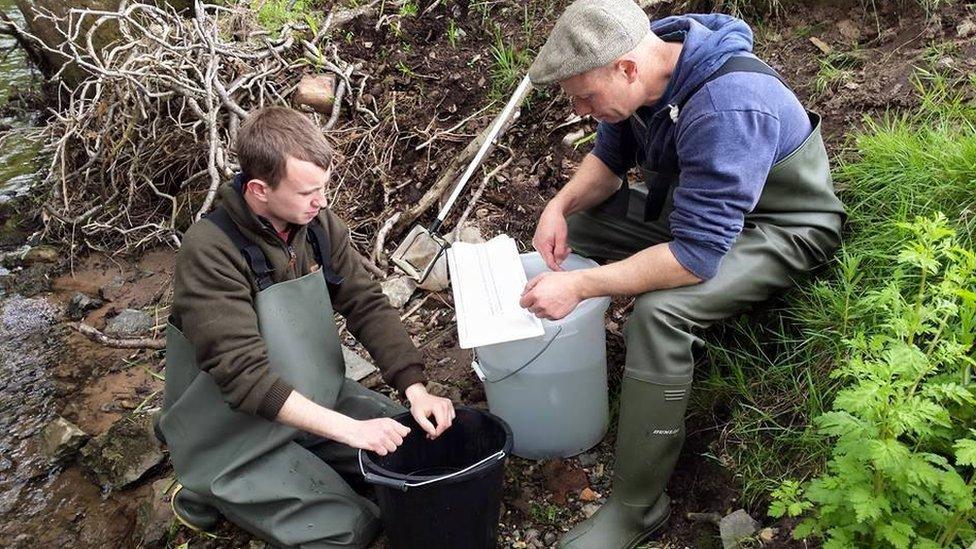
[572,269,598,300]
[322,410,358,441]
[546,195,572,217]
[404,382,427,402]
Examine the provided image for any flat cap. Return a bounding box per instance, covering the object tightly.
[529,0,651,85]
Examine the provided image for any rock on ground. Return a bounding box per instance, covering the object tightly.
[342,346,378,381]
[380,276,417,309]
[135,476,177,547]
[40,416,89,463]
[104,308,153,337]
[81,413,165,491]
[719,509,761,549]
[67,292,103,320]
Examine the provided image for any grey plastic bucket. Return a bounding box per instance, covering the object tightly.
[472,252,610,459]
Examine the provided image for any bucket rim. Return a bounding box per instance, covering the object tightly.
[519,252,611,326]
[360,406,513,486]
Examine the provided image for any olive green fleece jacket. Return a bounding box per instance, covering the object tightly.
[171,181,426,420]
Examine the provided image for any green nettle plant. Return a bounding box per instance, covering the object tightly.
[771,214,976,548]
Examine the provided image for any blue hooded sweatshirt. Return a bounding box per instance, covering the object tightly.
[591,14,811,280]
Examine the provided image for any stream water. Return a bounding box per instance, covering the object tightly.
[0,5,138,547]
[0,0,41,202]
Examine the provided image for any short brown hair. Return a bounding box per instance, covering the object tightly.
[235,106,333,188]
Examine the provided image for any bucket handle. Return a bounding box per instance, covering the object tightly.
[358,449,506,492]
[473,325,563,384]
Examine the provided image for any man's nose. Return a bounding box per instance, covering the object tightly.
[312,190,325,207]
[573,100,591,117]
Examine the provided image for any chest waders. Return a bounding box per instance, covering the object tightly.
[159,210,402,549]
[559,58,844,549]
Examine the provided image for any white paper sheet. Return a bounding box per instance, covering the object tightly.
[447,235,544,349]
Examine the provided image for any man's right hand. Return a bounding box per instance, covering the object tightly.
[533,204,572,271]
[338,417,411,456]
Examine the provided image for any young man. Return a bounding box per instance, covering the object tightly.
[522,1,844,547]
[158,106,455,548]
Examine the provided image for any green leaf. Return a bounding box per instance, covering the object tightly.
[877,520,914,548]
[955,438,976,467]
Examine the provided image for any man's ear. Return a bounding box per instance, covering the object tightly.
[245,179,271,203]
[618,58,639,83]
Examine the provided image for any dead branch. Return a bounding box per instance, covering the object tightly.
[388,80,533,240]
[74,322,166,350]
[7,1,378,254]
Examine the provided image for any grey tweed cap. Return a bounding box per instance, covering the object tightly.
[529,0,651,85]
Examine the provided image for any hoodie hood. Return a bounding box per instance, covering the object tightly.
[649,14,755,111]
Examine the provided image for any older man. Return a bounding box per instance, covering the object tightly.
[520,1,844,547]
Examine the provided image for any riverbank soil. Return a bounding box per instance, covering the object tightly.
[1,0,974,547]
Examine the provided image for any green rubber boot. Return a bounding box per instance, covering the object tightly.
[559,378,691,549]
[171,483,222,532]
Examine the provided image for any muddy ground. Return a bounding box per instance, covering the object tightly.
[1,0,974,547]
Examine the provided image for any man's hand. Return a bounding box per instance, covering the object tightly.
[520,271,585,320]
[405,383,455,439]
[533,205,572,271]
[335,416,411,456]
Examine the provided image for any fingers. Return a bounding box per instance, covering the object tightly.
[368,419,410,455]
[431,403,453,437]
[415,413,438,439]
[554,243,571,267]
[535,239,554,266]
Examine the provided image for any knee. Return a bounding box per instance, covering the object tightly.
[627,291,686,333]
[622,291,696,382]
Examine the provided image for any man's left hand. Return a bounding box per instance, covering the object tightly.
[519,271,584,320]
[404,383,455,439]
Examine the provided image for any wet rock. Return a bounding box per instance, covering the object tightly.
[81,413,165,491]
[293,73,336,114]
[577,451,598,467]
[135,476,177,547]
[426,380,462,403]
[67,292,103,320]
[381,276,417,309]
[22,245,59,265]
[719,509,761,549]
[40,416,89,463]
[104,308,153,337]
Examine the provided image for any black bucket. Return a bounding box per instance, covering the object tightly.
[358,406,513,549]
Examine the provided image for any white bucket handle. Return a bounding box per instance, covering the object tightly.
[358,448,506,492]
[474,325,564,384]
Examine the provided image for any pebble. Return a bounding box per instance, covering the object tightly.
[577,452,598,467]
[581,503,600,518]
[580,487,600,502]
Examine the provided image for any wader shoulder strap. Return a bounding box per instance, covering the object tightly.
[676,56,785,111]
[306,220,345,286]
[205,208,275,291]
[642,56,787,222]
